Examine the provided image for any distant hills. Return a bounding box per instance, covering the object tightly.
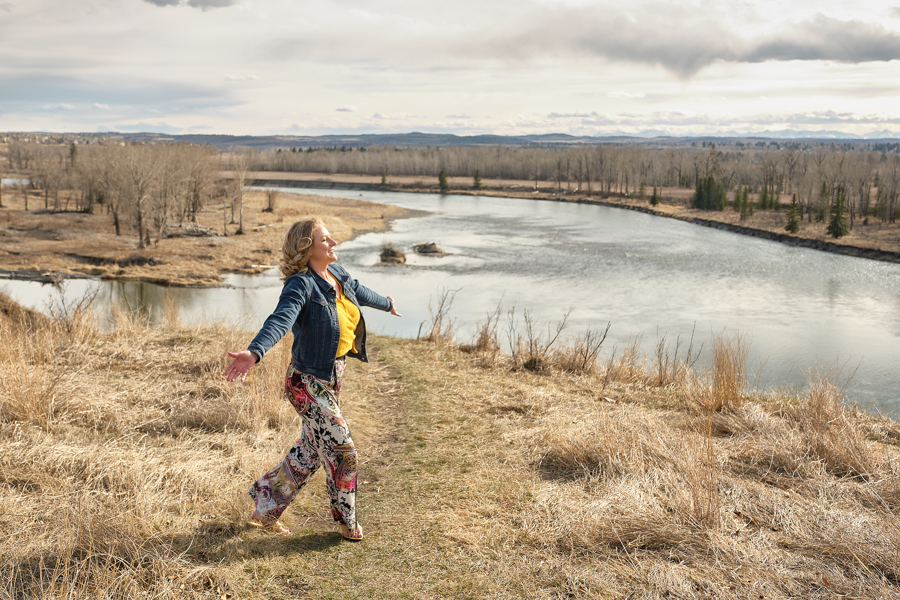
[106,130,900,150]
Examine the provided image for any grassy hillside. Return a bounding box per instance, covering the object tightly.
[2,293,900,599]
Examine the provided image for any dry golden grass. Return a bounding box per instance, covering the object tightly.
[3,292,900,599]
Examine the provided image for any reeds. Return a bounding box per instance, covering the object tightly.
[792,366,875,480]
[420,286,457,343]
[705,330,749,412]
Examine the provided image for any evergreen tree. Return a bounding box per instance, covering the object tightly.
[785,194,800,233]
[827,185,850,238]
[650,186,659,206]
[692,175,726,211]
[759,185,768,210]
[694,178,704,208]
[438,170,450,193]
[638,183,646,200]
[473,169,482,190]
[381,170,387,185]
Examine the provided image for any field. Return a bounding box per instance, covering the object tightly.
[2,289,900,599]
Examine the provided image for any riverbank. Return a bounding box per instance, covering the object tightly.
[244,171,900,266]
[0,188,412,287]
[3,294,900,599]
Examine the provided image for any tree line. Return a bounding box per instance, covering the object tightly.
[228,143,900,227]
[6,140,900,245]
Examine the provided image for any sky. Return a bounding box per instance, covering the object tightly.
[2,0,900,137]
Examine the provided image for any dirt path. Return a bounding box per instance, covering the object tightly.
[225,337,536,599]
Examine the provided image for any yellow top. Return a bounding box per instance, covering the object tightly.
[335,281,361,358]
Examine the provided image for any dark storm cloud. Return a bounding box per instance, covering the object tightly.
[479,6,900,78]
[745,16,900,63]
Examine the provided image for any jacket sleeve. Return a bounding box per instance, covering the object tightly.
[337,265,393,312]
[247,275,307,361]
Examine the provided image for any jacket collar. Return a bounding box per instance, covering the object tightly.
[308,263,347,294]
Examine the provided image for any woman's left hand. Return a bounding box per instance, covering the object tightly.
[386,296,402,317]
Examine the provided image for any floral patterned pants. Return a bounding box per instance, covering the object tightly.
[248,357,358,533]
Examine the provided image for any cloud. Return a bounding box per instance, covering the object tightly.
[91,103,110,110]
[745,16,900,64]
[780,110,900,125]
[336,105,357,112]
[372,112,420,120]
[142,0,237,9]
[607,91,646,99]
[41,103,75,111]
[225,74,259,81]
[474,5,900,78]
[548,112,596,119]
[0,1,12,13]
[114,121,182,134]
[0,74,234,110]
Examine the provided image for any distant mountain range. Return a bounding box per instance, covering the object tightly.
[113,130,900,150]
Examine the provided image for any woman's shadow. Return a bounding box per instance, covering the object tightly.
[181,519,345,563]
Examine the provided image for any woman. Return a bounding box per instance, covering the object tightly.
[225,218,401,541]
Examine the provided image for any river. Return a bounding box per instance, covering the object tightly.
[4,188,900,415]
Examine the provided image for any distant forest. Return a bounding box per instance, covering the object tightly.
[4,139,900,247]
[227,143,900,226]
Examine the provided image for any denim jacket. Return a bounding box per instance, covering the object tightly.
[247,263,393,379]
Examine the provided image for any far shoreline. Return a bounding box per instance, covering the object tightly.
[247,172,900,267]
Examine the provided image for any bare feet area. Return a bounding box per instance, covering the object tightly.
[0,188,412,286]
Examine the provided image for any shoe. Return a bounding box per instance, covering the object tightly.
[250,510,292,535]
[340,523,363,541]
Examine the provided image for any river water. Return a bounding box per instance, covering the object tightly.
[4,188,900,415]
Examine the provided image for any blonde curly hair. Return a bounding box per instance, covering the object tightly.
[279,218,326,281]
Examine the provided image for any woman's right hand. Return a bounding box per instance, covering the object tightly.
[225,350,256,382]
[386,296,402,317]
